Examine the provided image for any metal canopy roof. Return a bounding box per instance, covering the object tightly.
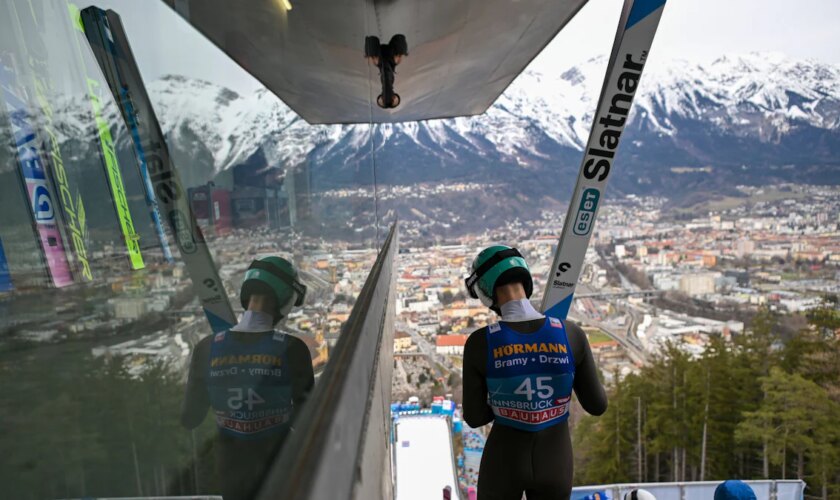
[162,0,588,125]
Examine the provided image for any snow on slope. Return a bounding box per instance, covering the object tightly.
[636,52,840,134]
[395,416,459,500]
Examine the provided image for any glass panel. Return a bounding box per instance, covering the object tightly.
[0,0,383,497]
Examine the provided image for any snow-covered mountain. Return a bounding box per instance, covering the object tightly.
[40,50,838,211]
[137,51,840,199]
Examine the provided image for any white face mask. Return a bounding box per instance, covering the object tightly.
[232,289,300,331]
[475,285,495,309]
[276,295,296,322]
[499,298,544,322]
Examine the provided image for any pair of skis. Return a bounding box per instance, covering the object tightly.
[68,4,174,265]
[0,0,148,288]
[540,0,666,318]
[2,0,94,287]
[66,2,146,272]
[0,56,74,288]
[79,6,236,333]
[0,0,160,288]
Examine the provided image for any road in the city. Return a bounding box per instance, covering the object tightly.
[569,260,649,365]
[405,327,451,380]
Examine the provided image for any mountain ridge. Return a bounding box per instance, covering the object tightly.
[138,52,840,198]
[38,51,839,237]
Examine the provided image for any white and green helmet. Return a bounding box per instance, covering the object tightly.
[464,245,533,312]
[240,256,306,322]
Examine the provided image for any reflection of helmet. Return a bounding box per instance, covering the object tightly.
[465,245,532,313]
[625,489,656,500]
[240,256,306,322]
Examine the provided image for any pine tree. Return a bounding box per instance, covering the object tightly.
[736,368,835,481]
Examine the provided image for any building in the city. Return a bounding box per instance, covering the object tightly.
[225,159,291,229]
[724,269,750,287]
[735,238,756,258]
[435,334,468,355]
[655,275,679,291]
[230,186,281,229]
[188,183,233,235]
[394,331,413,352]
[615,244,626,259]
[110,297,147,320]
[679,273,716,296]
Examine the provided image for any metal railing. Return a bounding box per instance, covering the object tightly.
[257,223,398,500]
[572,480,806,500]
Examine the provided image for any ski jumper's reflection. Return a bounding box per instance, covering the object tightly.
[181,256,314,500]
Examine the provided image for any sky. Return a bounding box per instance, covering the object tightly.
[534,0,840,71]
[89,0,840,95]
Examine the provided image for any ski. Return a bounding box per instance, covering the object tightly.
[6,0,94,282]
[0,237,13,293]
[78,7,174,264]
[0,57,74,288]
[67,3,145,271]
[80,7,236,333]
[540,0,666,318]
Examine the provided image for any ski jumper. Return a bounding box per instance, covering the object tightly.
[463,317,607,500]
[182,328,314,500]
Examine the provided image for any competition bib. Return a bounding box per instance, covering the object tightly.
[208,331,294,438]
[486,317,575,431]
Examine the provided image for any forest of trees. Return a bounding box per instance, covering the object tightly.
[573,305,840,499]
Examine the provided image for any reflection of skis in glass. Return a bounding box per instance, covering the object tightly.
[119,86,174,262]
[81,6,236,332]
[7,0,94,282]
[0,237,13,292]
[541,0,666,319]
[80,7,173,263]
[0,58,74,288]
[67,3,145,271]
